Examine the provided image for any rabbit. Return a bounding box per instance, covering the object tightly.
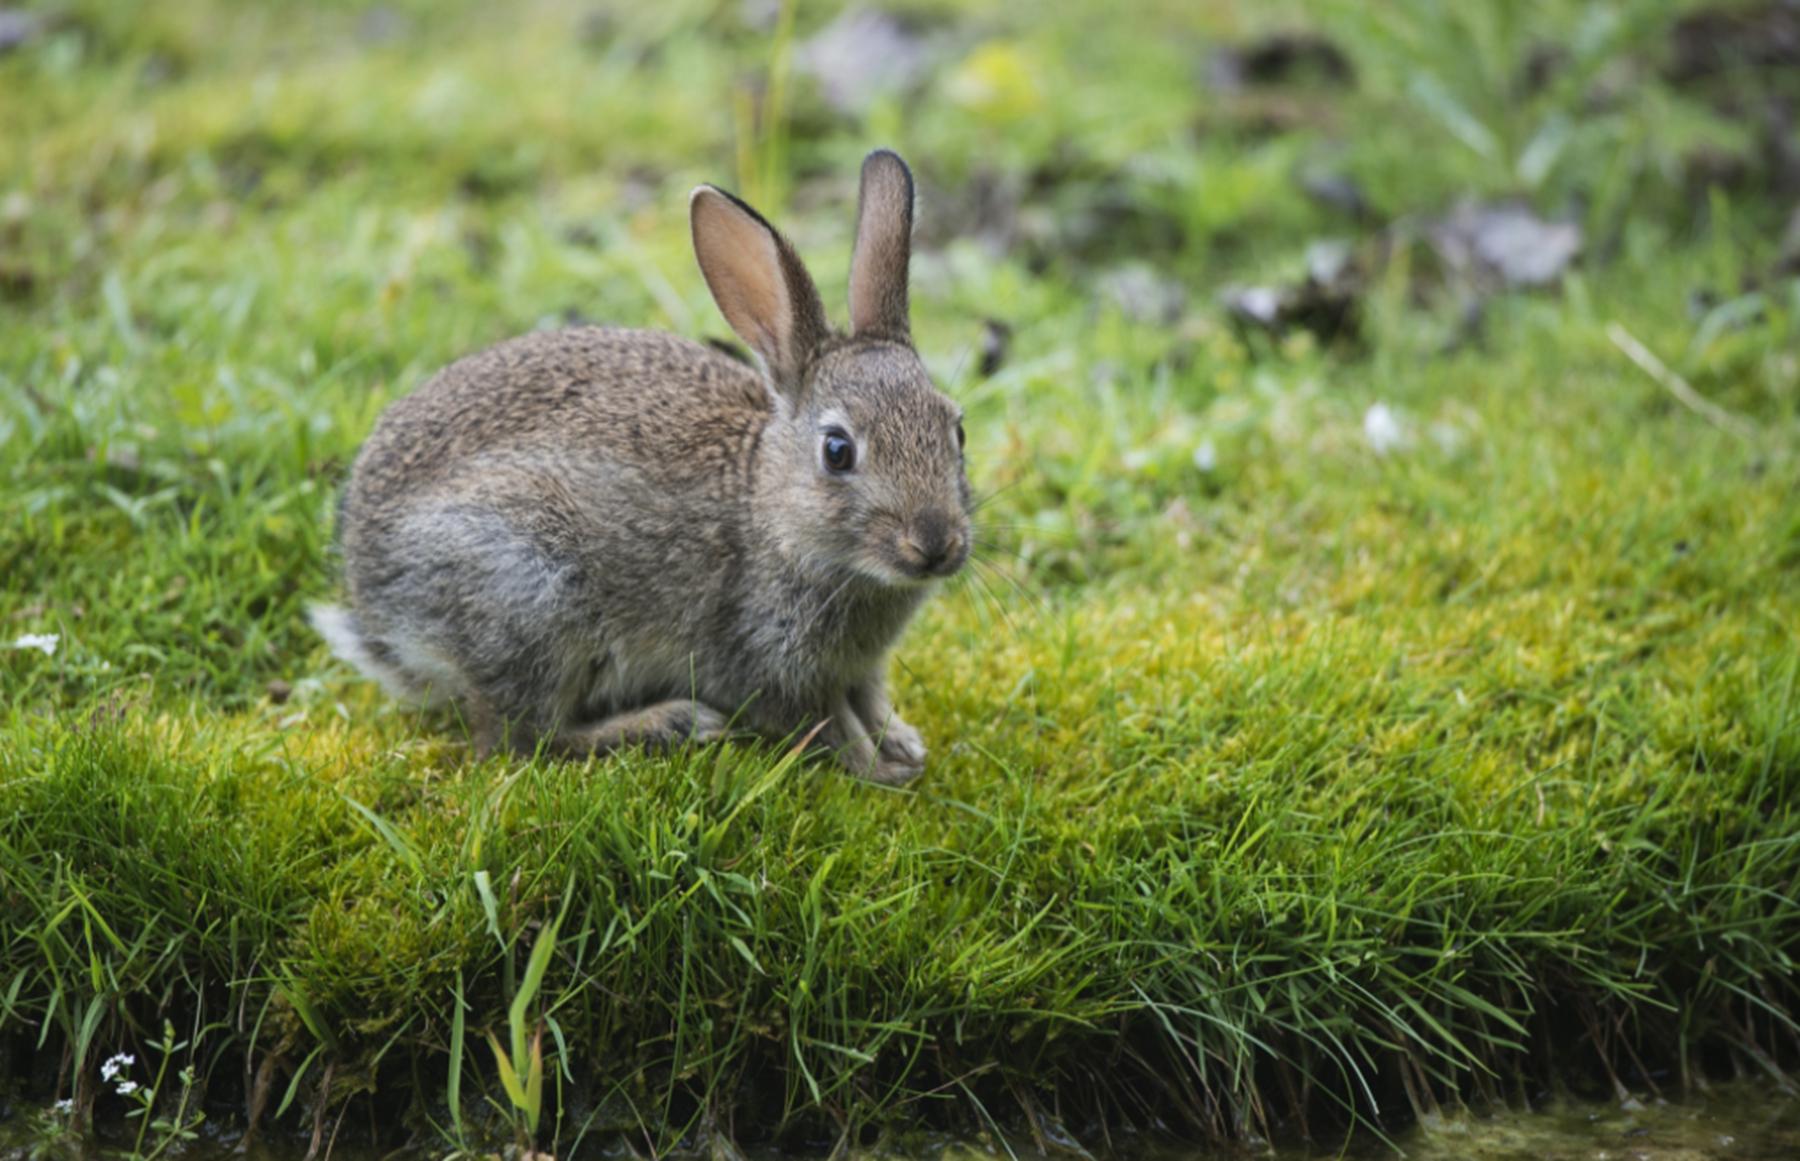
[310,149,969,785]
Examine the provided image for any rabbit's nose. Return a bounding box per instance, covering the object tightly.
[900,511,967,578]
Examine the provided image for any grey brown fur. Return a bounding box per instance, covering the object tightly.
[312,149,969,784]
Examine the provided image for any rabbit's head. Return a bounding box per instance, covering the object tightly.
[691,150,970,586]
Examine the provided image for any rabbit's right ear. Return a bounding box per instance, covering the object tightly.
[691,186,829,391]
[848,149,915,341]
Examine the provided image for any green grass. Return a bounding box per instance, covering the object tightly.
[3,0,1798,1154]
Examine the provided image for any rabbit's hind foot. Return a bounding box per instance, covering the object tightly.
[552,700,729,757]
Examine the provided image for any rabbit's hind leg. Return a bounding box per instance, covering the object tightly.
[550,700,729,757]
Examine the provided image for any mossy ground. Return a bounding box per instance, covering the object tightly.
[2,0,1798,1155]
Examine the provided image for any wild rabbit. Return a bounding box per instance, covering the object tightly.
[312,150,969,785]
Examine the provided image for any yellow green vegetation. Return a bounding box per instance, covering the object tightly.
[2,0,1796,1153]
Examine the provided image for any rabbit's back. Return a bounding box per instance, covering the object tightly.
[346,327,770,516]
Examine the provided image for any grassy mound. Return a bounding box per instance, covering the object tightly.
[3,0,1797,1152]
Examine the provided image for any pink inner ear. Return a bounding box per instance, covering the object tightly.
[693,192,793,367]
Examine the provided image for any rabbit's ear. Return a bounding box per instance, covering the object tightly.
[691,186,829,390]
[847,149,915,341]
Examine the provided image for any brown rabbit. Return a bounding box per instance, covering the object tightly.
[311,150,969,784]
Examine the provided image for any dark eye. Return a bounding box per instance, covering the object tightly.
[955,420,966,451]
[822,428,857,473]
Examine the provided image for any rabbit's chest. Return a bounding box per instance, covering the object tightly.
[740,577,925,687]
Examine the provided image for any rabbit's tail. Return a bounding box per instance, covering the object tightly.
[310,602,449,704]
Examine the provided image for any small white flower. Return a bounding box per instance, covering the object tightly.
[12,633,58,656]
[1192,439,1217,472]
[54,1098,74,1114]
[1362,402,1405,455]
[100,1052,134,1082]
[115,1080,138,1096]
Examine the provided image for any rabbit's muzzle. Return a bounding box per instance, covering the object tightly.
[893,508,969,580]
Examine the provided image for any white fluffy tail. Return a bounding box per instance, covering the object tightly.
[309,603,461,706]
[309,603,410,697]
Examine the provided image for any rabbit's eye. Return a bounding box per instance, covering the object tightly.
[822,428,857,473]
[955,421,965,451]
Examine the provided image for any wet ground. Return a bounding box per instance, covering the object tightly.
[1332,1083,1800,1160]
[4,1081,1796,1161]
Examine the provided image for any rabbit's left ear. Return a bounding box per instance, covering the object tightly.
[691,184,830,391]
[847,149,915,342]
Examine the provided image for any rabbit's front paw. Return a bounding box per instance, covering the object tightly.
[828,690,925,785]
[863,715,925,786]
[869,754,925,786]
[875,714,926,769]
